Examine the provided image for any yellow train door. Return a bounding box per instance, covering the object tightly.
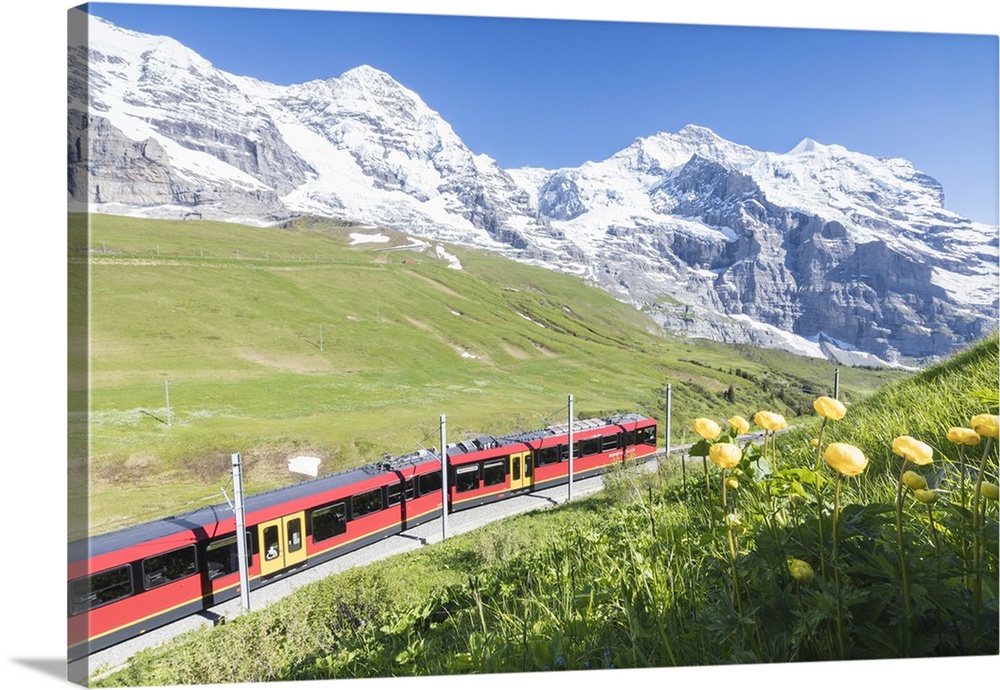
[257,511,307,577]
[509,451,533,491]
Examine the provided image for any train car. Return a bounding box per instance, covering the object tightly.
[446,412,658,510]
[68,413,657,660]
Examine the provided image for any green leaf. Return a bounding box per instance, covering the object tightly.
[690,439,712,457]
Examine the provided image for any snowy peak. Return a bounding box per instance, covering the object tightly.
[319,65,438,125]
[616,126,758,175]
[789,137,831,155]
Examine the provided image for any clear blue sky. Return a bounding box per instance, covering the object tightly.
[86,1,999,225]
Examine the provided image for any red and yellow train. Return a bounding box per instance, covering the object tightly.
[68,413,658,660]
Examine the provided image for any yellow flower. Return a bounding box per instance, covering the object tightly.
[709,442,741,469]
[728,415,750,435]
[788,558,815,583]
[970,414,999,439]
[902,470,927,491]
[726,477,739,490]
[982,482,999,501]
[754,410,788,432]
[809,437,819,448]
[693,417,722,441]
[914,489,938,504]
[813,396,846,421]
[891,436,934,466]
[824,443,868,476]
[947,427,981,446]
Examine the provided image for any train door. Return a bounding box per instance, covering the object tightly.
[509,451,533,491]
[257,511,307,577]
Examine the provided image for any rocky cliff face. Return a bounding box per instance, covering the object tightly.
[510,128,997,362]
[69,13,998,364]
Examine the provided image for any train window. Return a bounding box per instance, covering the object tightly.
[287,518,303,553]
[483,460,506,486]
[537,446,559,466]
[639,427,656,445]
[624,430,637,447]
[602,434,620,452]
[352,489,383,518]
[387,479,415,506]
[561,442,581,461]
[263,526,280,561]
[69,565,133,616]
[312,502,347,542]
[455,464,480,493]
[418,470,442,495]
[581,437,601,456]
[206,533,251,580]
[142,545,197,590]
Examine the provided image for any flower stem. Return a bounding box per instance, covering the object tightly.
[832,473,846,659]
[702,453,714,532]
[722,467,742,615]
[814,417,828,578]
[972,437,994,653]
[895,459,913,647]
[959,445,968,508]
[926,503,940,553]
[957,445,972,590]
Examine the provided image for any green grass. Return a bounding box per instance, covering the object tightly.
[91,335,999,686]
[74,212,906,536]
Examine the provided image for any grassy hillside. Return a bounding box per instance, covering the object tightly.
[70,212,905,536]
[92,336,999,685]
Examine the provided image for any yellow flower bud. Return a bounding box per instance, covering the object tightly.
[981,482,999,501]
[809,437,819,448]
[914,489,938,504]
[728,415,750,435]
[947,427,981,446]
[709,442,741,469]
[813,396,846,421]
[891,436,933,466]
[970,414,999,439]
[726,477,740,490]
[693,417,722,441]
[754,411,787,432]
[824,442,868,476]
[788,558,815,583]
[902,470,927,491]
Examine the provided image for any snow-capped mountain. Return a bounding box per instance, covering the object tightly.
[68,13,999,364]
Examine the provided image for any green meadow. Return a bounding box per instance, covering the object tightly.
[71,213,904,537]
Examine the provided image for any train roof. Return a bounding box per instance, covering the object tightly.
[445,413,650,456]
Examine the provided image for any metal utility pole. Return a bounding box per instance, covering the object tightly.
[231,453,251,613]
[440,414,448,540]
[164,378,171,427]
[665,383,672,460]
[568,394,574,501]
[834,368,841,399]
[319,325,324,352]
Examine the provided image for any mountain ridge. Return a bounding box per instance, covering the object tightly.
[68,13,999,366]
